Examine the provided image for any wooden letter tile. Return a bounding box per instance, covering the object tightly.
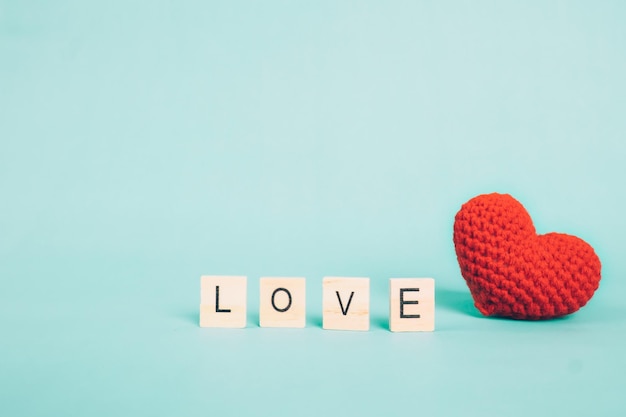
[322,277,369,331]
[200,275,247,328]
[259,277,306,328]
[389,278,435,332]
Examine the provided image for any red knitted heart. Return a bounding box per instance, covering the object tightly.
[453,193,601,320]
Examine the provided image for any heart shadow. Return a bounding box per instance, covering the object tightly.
[437,286,579,322]
[436,286,483,318]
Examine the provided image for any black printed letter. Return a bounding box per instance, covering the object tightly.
[400,288,420,318]
[271,288,292,313]
[336,291,355,315]
[215,286,231,313]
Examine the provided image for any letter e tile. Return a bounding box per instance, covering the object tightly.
[389,278,435,332]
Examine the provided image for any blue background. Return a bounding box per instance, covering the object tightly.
[1,1,625,416]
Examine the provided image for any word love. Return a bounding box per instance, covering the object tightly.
[199,276,435,332]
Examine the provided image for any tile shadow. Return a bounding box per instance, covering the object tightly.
[372,315,389,330]
[176,309,199,326]
[307,314,323,328]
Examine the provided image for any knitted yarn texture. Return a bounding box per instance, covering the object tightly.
[453,193,601,320]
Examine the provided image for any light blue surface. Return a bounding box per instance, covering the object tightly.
[1,1,625,416]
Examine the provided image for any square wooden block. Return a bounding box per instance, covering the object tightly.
[389,278,435,332]
[200,275,247,328]
[323,277,370,331]
[259,277,306,328]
